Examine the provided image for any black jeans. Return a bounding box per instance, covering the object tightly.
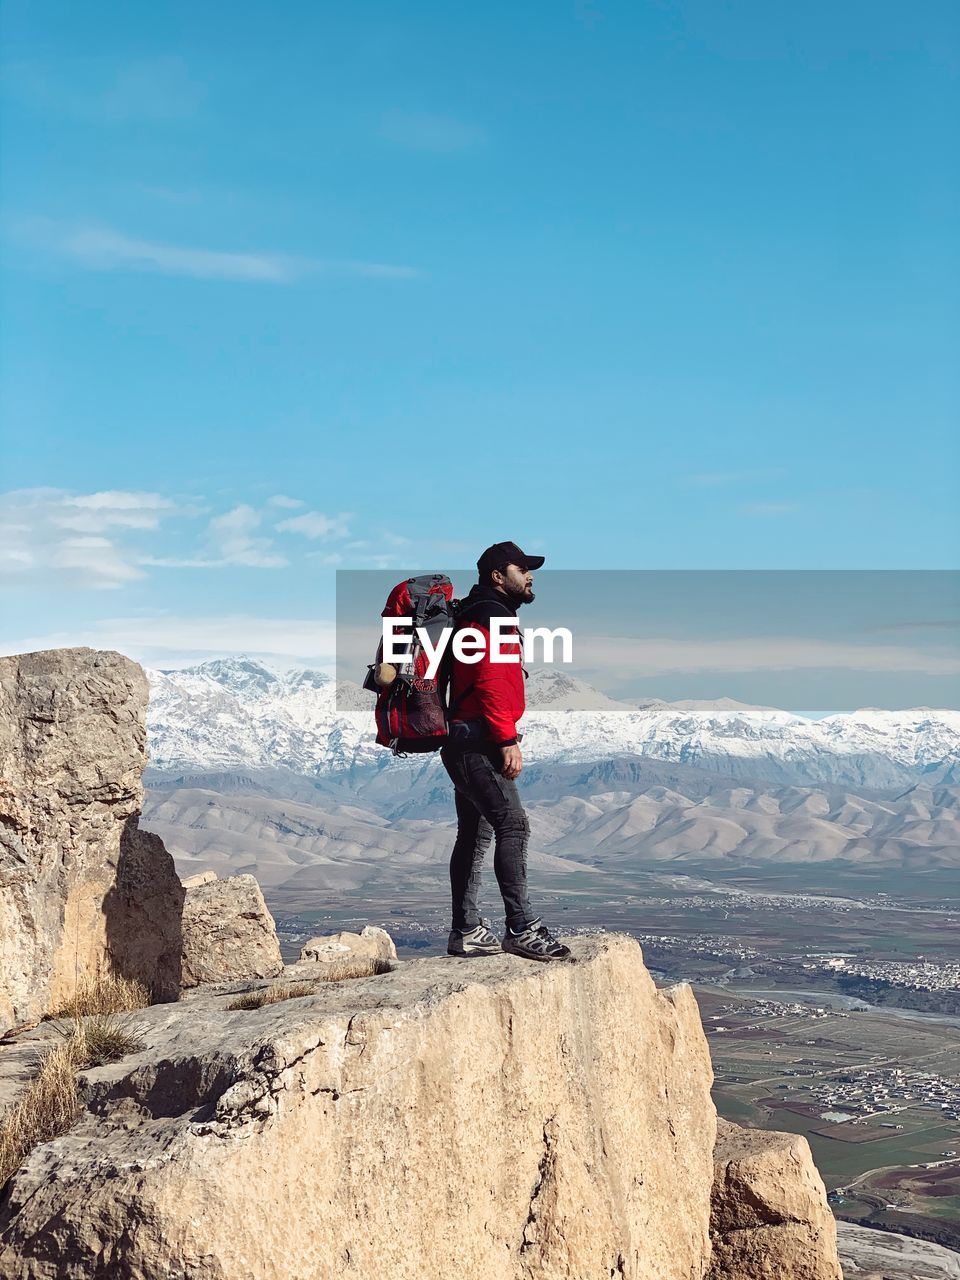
[439,744,534,933]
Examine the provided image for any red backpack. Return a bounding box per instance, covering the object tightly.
[363,574,461,755]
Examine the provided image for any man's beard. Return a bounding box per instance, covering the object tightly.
[507,584,535,604]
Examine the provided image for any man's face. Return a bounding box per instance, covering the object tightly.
[498,562,535,603]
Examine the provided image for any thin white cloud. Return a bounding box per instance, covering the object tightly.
[0,487,438,590]
[342,534,470,557]
[0,488,174,589]
[60,227,299,282]
[208,505,286,566]
[380,109,486,152]
[572,635,960,679]
[0,548,32,568]
[276,510,352,539]
[137,556,226,569]
[0,489,299,585]
[67,490,174,511]
[144,504,288,569]
[0,616,339,670]
[16,220,418,284]
[52,536,145,586]
[320,549,402,569]
[54,490,177,532]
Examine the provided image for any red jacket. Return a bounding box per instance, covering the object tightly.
[448,585,525,746]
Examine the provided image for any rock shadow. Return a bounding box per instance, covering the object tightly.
[103,816,185,1003]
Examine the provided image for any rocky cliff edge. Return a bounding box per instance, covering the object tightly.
[2,934,718,1279]
[0,648,844,1280]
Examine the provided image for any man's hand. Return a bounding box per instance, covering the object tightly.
[499,744,522,780]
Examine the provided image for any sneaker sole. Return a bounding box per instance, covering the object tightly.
[447,945,503,957]
[501,945,571,962]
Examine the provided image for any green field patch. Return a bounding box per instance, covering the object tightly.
[810,1123,896,1144]
[711,1090,760,1125]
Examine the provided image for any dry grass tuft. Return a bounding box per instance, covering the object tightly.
[0,1016,146,1191]
[49,973,150,1019]
[225,959,393,1011]
[0,1029,84,1189]
[225,990,269,1011]
[79,1015,145,1067]
[312,956,393,982]
[226,980,317,1011]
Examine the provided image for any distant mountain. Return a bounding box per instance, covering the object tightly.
[143,759,960,896]
[146,656,960,791]
[522,669,625,709]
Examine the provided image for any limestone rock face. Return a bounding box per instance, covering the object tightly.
[707,1118,842,1280]
[298,924,397,965]
[180,873,283,988]
[0,648,183,1031]
[0,934,717,1280]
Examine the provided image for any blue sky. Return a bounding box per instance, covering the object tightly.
[1,1,958,684]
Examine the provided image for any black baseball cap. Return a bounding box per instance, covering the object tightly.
[476,541,545,577]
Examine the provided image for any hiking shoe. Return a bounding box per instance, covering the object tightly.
[447,920,503,957]
[502,918,571,962]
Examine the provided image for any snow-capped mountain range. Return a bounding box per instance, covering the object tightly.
[145,657,960,791]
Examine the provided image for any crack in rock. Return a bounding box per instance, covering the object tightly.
[519,1115,558,1257]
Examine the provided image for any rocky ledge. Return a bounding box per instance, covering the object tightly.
[2,934,718,1279]
[0,649,846,1280]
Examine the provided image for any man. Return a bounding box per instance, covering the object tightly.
[441,541,570,962]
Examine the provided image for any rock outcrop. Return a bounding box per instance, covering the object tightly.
[298,924,397,965]
[180,872,284,987]
[0,646,847,1280]
[0,648,183,1032]
[707,1118,842,1280]
[1,934,718,1280]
